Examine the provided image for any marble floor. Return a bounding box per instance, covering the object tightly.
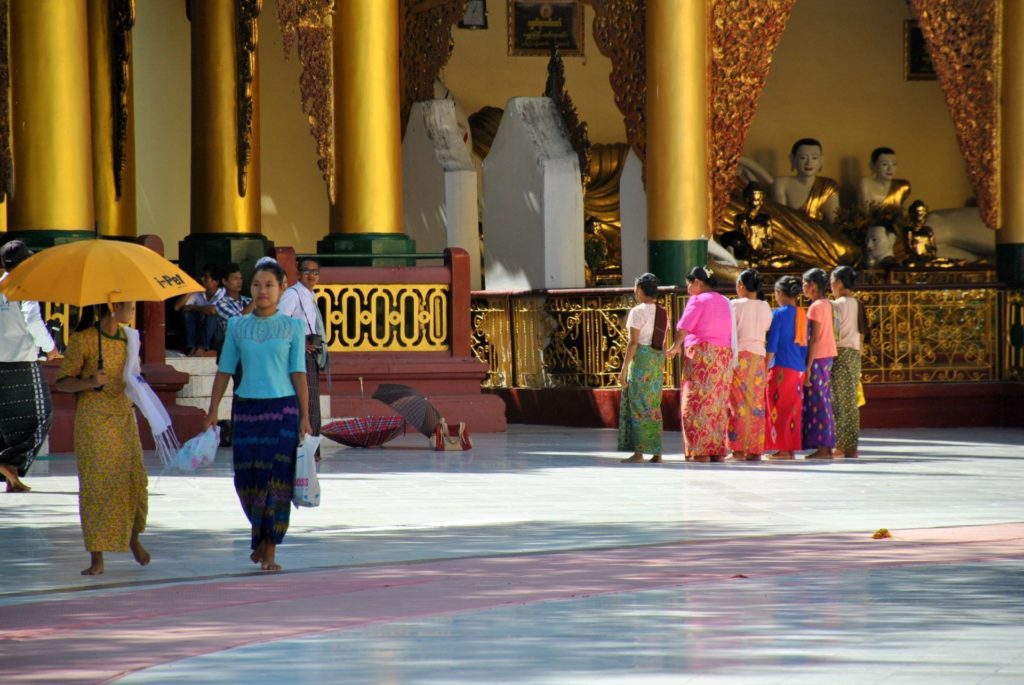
[1,425,1022,684]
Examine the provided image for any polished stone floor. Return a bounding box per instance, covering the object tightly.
[1,425,1022,684]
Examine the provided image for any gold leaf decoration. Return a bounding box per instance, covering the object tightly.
[110,0,135,200]
[909,0,999,228]
[584,0,646,166]
[544,47,592,187]
[400,0,467,135]
[275,0,335,203]
[709,0,795,231]
[236,0,261,197]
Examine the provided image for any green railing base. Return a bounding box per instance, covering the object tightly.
[316,233,416,267]
[178,232,274,284]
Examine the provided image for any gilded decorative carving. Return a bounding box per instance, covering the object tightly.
[275,0,334,203]
[583,0,646,165]
[316,283,450,352]
[860,288,998,383]
[470,295,514,388]
[544,47,592,186]
[909,0,999,228]
[1004,289,1024,381]
[400,0,467,134]
[109,0,135,200]
[471,286,1007,389]
[709,0,795,230]
[468,105,503,159]
[235,0,261,198]
[0,0,11,203]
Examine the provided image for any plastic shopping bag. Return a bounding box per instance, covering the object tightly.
[167,426,220,473]
[292,435,322,508]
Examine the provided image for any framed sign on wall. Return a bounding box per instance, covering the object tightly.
[904,20,937,81]
[508,0,583,57]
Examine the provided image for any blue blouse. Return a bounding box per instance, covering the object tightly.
[765,305,808,372]
[218,312,306,398]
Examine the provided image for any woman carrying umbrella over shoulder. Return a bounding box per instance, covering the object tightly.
[56,301,150,576]
[203,259,310,572]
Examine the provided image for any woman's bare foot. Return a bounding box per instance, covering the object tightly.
[0,465,29,492]
[648,455,663,463]
[806,448,833,459]
[81,552,104,576]
[768,451,794,460]
[250,539,268,564]
[260,543,281,572]
[620,453,644,464]
[130,537,151,567]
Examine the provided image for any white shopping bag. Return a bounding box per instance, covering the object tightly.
[166,426,220,473]
[292,435,321,508]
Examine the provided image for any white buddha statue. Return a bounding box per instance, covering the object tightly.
[770,138,839,225]
[864,223,899,269]
[857,146,911,211]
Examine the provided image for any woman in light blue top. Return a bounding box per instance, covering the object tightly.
[204,260,310,572]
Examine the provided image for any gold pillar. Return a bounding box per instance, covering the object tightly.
[189,0,260,235]
[8,0,95,234]
[645,0,708,284]
[1000,0,1023,244]
[88,0,137,238]
[330,0,403,235]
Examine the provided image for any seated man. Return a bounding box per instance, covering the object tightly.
[174,264,224,356]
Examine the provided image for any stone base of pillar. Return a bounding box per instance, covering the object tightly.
[649,239,708,287]
[316,232,416,266]
[997,243,1024,285]
[1,230,95,252]
[178,233,274,283]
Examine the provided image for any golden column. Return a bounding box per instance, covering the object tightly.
[999,0,1024,283]
[7,0,95,247]
[645,0,708,286]
[320,0,412,259]
[87,0,137,238]
[181,0,268,279]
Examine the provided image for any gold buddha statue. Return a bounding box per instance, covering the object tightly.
[902,200,937,266]
[771,138,839,224]
[857,146,911,211]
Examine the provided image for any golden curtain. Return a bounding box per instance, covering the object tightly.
[709,0,795,230]
[909,0,1000,228]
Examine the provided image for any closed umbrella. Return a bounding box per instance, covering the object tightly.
[371,384,442,438]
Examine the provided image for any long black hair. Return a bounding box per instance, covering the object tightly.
[802,268,828,297]
[737,269,763,299]
[634,272,660,297]
[831,265,858,291]
[774,275,802,299]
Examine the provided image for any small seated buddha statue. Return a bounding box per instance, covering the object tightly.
[902,200,937,266]
[771,138,839,225]
[857,146,912,211]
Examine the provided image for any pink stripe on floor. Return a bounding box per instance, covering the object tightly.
[1,523,1021,684]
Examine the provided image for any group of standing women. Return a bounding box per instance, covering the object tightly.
[57,259,309,575]
[618,265,865,463]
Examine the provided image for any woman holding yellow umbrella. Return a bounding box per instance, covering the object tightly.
[1,237,201,575]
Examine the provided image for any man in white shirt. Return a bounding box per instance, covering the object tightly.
[0,240,57,492]
[278,258,325,449]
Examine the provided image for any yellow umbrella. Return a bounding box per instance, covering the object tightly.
[0,238,201,306]
[0,238,202,376]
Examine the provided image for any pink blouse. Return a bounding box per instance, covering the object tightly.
[677,291,732,348]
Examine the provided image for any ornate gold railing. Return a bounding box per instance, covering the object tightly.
[315,283,449,352]
[471,286,1019,388]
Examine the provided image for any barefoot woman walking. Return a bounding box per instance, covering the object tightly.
[56,302,150,575]
[204,259,310,571]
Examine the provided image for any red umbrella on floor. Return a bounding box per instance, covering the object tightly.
[321,416,405,448]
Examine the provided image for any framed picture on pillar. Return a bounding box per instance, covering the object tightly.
[508,0,584,57]
[904,20,937,81]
